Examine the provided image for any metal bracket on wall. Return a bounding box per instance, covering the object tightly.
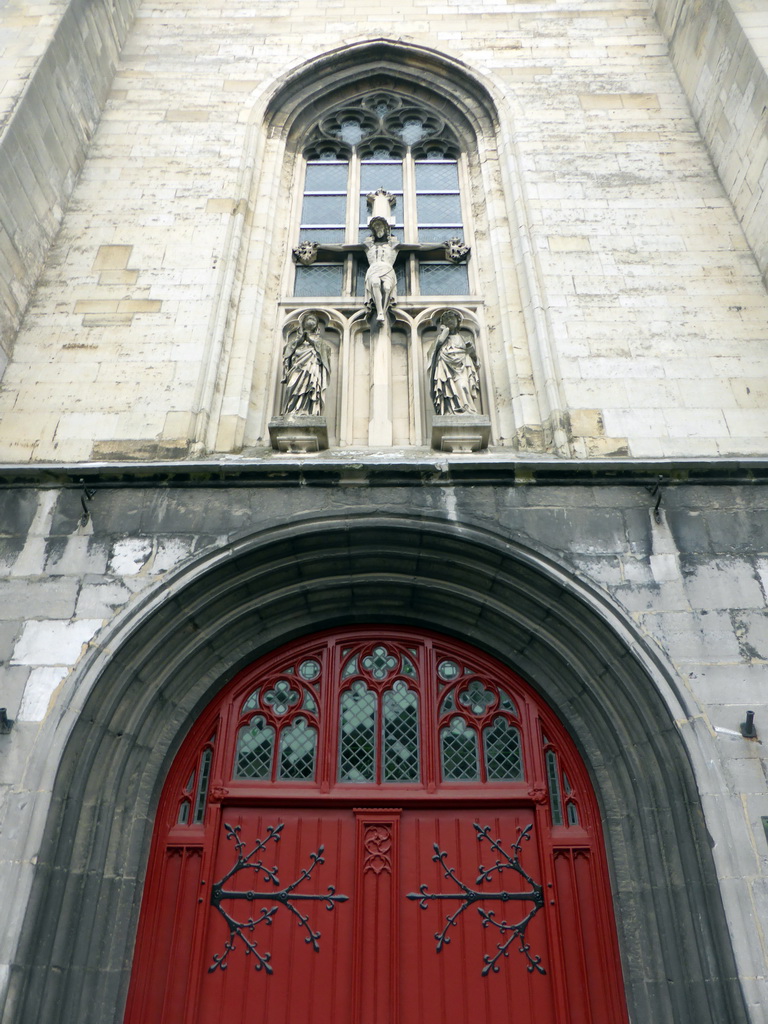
[646,477,663,524]
[79,479,96,527]
[740,710,757,739]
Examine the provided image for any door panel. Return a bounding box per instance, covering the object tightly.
[124,628,629,1024]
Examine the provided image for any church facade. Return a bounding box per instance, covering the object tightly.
[1,1,768,1021]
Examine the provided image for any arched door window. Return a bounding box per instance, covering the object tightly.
[125,628,629,1024]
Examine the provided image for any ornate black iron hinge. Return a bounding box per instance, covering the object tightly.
[407,822,546,976]
[208,822,349,975]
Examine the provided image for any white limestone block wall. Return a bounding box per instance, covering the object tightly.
[0,0,766,460]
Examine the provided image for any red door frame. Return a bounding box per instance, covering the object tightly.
[124,627,629,1024]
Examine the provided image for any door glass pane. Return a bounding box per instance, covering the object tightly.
[484,718,523,780]
[234,717,274,779]
[546,749,564,825]
[382,680,419,782]
[441,716,479,780]
[278,717,317,780]
[339,680,377,782]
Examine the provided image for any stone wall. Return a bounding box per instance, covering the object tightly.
[653,0,768,285]
[1,0,767,460]
[0,0,139,375]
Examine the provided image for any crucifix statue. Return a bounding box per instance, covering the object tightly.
[292,188,470,324]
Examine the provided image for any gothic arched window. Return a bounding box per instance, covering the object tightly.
[291,93,472,300]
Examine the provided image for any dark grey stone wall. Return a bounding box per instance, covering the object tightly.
[0,474,765,1022]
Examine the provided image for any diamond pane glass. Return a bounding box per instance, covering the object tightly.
[278,717,317,780]
[360,161,403,191]
[459,679,495,715]
[298,658,321,681]
[399,118,425,145]
[294,264,344,297]
[301,193,346,225]
[419,262,469,295]
[546,749,564,825]
[242,688,260,712]
[499,692,517,714]
[193,748,212,824]
[342,654,359,678]
[441,716,479,781]
[401,654,417,678]
[438,659,460,681]
[339,680,377,782]
[383,680,419,782]
[439,691,456,714]
[415,161,460,191]
[362,645,397,680]
[263,680,300,715]
[484,718,523,781]
[305,161,348,191]
[303,691,317,713]
[417,192,462,224]
[416,227,458,243]
[339,118,363,145]
[234,717,275,779]
[296,228,346,244]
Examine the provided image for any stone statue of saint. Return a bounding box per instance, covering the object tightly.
[281,311,331,416]
[363,217,399,323]
[428,309,480,415]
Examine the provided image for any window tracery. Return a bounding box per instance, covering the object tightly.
[270,89,493,452]
[170,631,587,832]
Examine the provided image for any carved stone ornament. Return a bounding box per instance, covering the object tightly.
[292,240,319,266]
[280,311,331,417]
[428,308,481,417]
[268,416,329,453]
[443,237,470,264]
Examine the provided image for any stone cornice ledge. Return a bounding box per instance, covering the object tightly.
[0,455,766,489]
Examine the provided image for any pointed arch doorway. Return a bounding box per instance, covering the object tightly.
[124,627,628,1024]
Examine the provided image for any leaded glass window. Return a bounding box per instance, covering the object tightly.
[382,680,419,782]
[339,680,377,782]
[293,93,470,299]
[484,718,523,781]
[235,717,275,779]
[441,716,479,780]
[278,717,317,780]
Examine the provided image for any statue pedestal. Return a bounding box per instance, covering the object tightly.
[431,414,490,453]
[268,416,328,453]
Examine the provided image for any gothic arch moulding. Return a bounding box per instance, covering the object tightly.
[5,515,747,1024]
[202,40,563,457]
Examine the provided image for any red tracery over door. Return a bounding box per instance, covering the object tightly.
[125,629,629,1024]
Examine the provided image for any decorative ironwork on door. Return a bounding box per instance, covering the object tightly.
[125,628,630,1024]
[209,822,349,974]
[407,822,546,976]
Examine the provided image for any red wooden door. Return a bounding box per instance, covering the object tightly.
[125,629,628,1024]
